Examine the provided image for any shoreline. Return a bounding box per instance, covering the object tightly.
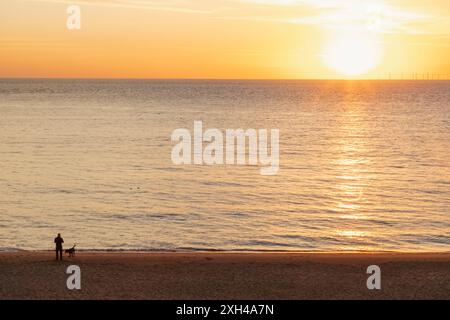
[2,249,450,254]
[1,251,449,299]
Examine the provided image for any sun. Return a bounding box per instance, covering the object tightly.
[322,30,382,77]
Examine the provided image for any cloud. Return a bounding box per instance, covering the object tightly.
[233,0,437,34]
[20,0,446,34]
[0,39,78,48]
[20,0,222,14]
[290,3,429,33]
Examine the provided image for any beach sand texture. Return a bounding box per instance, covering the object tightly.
[0,252,449,300]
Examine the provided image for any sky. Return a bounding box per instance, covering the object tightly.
[1,0,449,79]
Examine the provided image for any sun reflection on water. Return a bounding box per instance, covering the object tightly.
[330,94,373,246]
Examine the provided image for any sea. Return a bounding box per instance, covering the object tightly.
[0,79,449,252]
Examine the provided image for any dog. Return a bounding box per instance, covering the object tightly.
[65,244,76,258]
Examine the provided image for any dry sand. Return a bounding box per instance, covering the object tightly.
[0,252,449,300]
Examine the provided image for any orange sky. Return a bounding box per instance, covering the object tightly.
[1,0,449,79]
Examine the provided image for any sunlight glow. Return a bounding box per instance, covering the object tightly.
[322,29,382,77]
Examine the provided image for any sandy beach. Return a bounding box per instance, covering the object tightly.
[0,252,448,300]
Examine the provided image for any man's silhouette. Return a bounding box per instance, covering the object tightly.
[54,233,64,261]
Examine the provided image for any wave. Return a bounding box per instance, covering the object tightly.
[1,247,448,253]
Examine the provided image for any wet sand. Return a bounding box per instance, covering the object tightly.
[0,252,449,300]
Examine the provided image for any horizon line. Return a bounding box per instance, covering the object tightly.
[1,77,450,81]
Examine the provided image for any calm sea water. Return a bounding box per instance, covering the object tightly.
[0,79,449,252]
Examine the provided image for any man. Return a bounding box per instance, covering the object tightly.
[54,233,64,261]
